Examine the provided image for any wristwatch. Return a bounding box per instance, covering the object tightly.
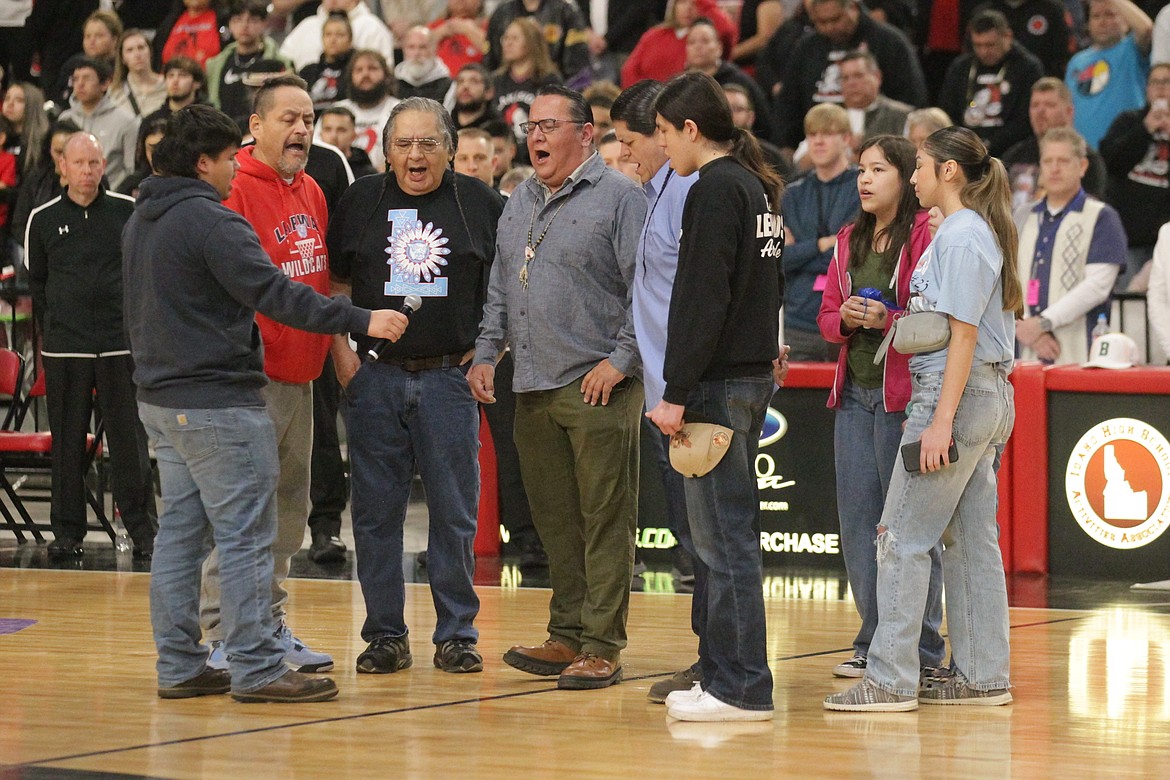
[1038,316,1053,333]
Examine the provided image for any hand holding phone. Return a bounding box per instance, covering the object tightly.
[902,439,959,473]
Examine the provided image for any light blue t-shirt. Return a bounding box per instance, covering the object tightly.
[908,209,1016,373]
[1066,33,1149,150]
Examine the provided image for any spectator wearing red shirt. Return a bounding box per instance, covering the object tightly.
[620,0,739,87]
[430,0,489,74]
[158,0,224,69]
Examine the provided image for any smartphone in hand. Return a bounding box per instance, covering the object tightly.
[902,439,959,473]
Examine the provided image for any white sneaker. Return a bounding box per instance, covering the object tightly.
[275,622,334,673]
[664,681,703,707]
[206,639,229,670]
[667,690,774,722]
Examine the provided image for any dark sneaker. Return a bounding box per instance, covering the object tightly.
[648,662,702,704]
[357,635,413,674]
[670,545,695,585]
[47,538,84,558]
[158,667,231,699]
[519,544,549,569]
[833,654,867,678]
[433,639,484,673]
[308,533,347,564]
[231,669,338,703]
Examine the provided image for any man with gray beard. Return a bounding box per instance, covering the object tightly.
[395,27,453,104]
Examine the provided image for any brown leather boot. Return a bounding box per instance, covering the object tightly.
[558,653,623,690]
[502,638,577,676]
[158,667,231,699]
[231,669,339,703]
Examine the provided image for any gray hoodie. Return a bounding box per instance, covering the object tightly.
[122,175,370,410]
[60,94,140,191]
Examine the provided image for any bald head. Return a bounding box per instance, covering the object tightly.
[62,132,106,206]
[402,26,436,64]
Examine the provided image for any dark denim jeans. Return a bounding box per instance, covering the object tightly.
[345,362,481,645]
[834,380,945,665]
[683,375,774,711]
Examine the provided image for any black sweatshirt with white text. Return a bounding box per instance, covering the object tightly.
[662,156,784,405]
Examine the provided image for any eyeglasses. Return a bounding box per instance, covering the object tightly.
[519,118,586,135]
[391,137,443,154]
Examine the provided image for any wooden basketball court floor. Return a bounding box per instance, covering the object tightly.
[3,555,1170,779]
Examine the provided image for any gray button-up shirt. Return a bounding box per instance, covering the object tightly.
[474,153,647,392]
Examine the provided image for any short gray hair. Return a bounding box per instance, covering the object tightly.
[1039,126,1087,160]
[382,97,457,158]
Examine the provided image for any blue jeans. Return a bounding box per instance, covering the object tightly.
[834,380,945,664]
[646,421,707,660]
[139,402,287,693]
[867,365,1015,696]
[683,375,774,711]
[344,362,480,645]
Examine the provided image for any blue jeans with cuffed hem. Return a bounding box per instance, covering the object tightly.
[345,362,481,646]
[834,379,945,665]
[140,402,288,694]
[866,365,1015,697]
[683,375,774,711]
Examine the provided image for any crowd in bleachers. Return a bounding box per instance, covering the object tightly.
[5,0,1170,364]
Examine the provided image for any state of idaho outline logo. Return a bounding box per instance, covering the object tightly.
[1065,418,1170,550]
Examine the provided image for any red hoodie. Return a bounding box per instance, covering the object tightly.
[224,145,331,384]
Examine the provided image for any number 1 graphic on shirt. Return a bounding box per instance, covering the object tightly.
[384,208,450,297]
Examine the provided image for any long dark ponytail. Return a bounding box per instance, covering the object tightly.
[848,135,920,278]
[654,72,784,207]
[922,126,1023,316]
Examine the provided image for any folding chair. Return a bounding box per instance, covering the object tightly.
[0,349,112,543]
[0,348,32,541]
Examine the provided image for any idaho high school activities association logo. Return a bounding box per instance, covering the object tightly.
[1065,418,1170,550]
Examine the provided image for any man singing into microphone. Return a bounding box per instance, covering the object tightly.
[328,96,504,674]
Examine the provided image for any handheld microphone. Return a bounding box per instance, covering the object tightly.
[365,294,422,363]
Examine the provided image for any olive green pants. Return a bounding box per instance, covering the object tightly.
[513,377,643,661]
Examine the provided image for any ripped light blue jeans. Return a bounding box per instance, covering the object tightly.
[865,364,1015,697]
